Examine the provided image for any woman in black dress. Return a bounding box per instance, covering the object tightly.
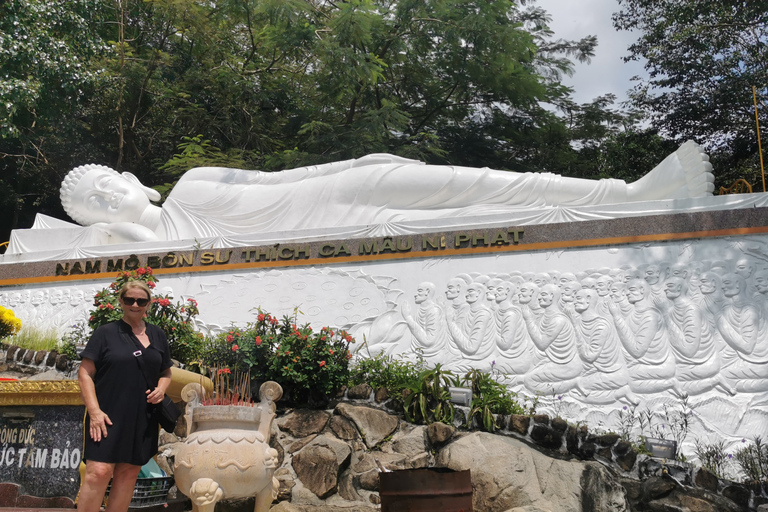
[77,281,173,512]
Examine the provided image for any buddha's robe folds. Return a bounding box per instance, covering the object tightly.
[157,154,629,240]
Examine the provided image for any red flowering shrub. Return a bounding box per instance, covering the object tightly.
[204,309,354,404]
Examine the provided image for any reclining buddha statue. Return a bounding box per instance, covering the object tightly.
[8,140,714,254]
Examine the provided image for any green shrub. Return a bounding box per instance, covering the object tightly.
[57,323,84,361]
[459,369,525,432]
[348,351,427,397]
[403,364,455,425]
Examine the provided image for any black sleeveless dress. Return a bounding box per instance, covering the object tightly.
[80,320,172,465]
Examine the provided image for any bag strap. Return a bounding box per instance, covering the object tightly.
[120,324,156,392]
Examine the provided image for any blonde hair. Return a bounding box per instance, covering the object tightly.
[118,281,152,301]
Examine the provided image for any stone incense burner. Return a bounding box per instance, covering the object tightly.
[173,381,283,512]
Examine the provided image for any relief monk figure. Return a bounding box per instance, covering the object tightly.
[446,282,495,361]
[521,284,582,394]
[569,289,634,404]
[401,282,450,358]
[717,273,768,392]
[664,277,732,395]
[609,279,676,394]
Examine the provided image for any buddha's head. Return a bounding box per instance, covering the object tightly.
[60,164,161,226]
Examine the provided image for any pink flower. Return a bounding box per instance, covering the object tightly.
[258,314,265,322]
[137,267,146,275]
[232,344,239,351]
[226,335,234,343]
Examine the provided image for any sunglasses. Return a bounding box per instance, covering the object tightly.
[122,297,150,307]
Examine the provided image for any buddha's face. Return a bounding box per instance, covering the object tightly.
[70,170,149,225]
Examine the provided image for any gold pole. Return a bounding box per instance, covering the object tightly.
[752,86,767,192]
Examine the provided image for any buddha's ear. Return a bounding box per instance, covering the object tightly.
[121,172,162,202]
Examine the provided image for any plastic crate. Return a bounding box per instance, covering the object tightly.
[105,476,173,508]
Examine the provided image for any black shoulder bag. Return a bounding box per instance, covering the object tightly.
[125,331,181,433]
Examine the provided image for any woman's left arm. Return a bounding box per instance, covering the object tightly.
[147,326,173,404]
[146,368,172,404]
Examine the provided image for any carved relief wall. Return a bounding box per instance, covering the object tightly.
[3,234,768,454]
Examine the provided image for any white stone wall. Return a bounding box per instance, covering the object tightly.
[4,233,768,458]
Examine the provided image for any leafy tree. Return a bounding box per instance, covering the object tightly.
[0,0,630,242]
[0,0,111,234]
[613,0,768,189]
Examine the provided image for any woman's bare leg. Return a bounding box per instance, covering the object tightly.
[77,461,114,512]
[104,463,142,512]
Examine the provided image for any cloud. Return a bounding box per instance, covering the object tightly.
[534,0,648,105]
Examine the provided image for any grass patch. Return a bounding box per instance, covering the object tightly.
[7,326,61,352]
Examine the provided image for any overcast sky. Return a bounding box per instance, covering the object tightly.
[533,0,648,106]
